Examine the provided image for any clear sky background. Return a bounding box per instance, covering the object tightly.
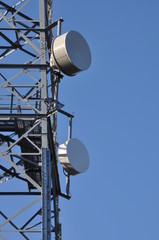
[53,0,159,240]
[1,0,159,240]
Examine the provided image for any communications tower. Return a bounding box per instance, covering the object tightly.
[0,1,91,239]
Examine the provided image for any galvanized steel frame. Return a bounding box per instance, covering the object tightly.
[0,1,65,239]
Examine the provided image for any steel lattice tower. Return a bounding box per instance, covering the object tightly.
[0,1,67,239]
[0,1,91,239]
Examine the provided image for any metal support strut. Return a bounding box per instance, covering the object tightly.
[42,148,51,240]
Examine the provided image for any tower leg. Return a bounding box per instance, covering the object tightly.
[42,148,51,240]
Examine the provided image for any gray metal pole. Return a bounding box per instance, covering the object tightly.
[68,117,72,140]
[52,77,60,240]
[42,149,51,240]
[39,1,51,239]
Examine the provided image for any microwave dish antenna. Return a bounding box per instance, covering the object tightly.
[58,138,89,175]
[50,31,91,76]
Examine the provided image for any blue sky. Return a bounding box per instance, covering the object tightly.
[1,0,159,239]
[54,0,159,240]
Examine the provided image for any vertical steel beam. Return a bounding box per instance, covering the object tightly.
[39,0,48,147]
[52,76,60,240]
[39,1,51,239]
[42,148,51,240]
[68,117,72,140]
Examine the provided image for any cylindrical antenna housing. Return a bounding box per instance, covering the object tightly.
[50,31,91,76]
[58,138,89,175]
